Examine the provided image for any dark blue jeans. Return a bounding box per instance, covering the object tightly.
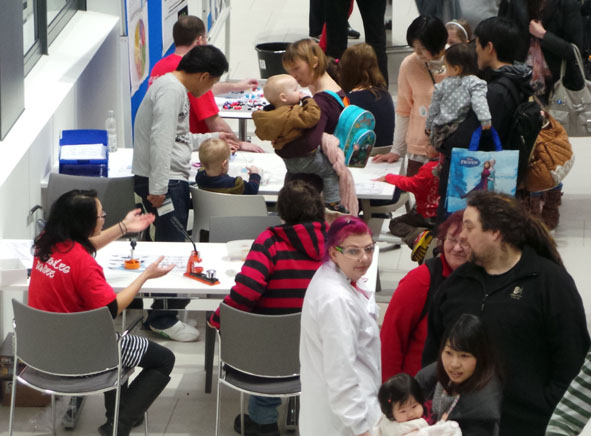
[134,176,191,329]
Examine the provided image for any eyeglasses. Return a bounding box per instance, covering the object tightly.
[335,244,375,260]
[97,211,107,219]
[445,237,469,249]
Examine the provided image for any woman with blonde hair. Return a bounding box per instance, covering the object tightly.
[280,38,355,213]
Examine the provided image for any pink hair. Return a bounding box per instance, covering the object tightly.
[324,216,372,261]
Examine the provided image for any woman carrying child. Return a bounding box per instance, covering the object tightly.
[278,38,351,213]
[372,16,448,177]
[417,314,502,436]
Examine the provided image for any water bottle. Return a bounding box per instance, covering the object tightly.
[105,110,118,152]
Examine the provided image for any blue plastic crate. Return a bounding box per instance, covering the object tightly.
[59,129,109,177]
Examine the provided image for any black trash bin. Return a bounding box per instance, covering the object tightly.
[255,42,290,79]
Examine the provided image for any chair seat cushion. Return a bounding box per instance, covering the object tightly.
[19,366,134,395]
[223,367,300,396]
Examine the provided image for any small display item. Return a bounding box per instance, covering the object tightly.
[124,258,140,269]
[183,251,219,286]
[219,88,268,112]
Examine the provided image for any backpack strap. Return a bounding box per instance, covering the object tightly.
[418,256,445,323]
[323,90,350,107]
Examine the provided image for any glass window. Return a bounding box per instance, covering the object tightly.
[47,0,68,25]
[23,0,38,55]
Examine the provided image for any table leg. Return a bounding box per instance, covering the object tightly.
[204,310,216,393]
[238,119,247,141]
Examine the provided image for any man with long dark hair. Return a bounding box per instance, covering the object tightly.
[423,191,590,436]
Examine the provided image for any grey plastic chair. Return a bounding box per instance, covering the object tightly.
[190,186,268,241]
[46,173,135,229]
[209,215,282,243]
[216,303,301,436]
[8,300,147,436]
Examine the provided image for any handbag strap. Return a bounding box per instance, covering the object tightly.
[468,126,503,151]
[559,43,587,82]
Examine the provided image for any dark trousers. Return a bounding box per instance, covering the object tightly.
[309,0,325,36]
[324,0,388,85]
[134,176,191,329]
[103,341,175,429]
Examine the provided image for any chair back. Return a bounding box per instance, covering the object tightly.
[46,174,135,229]
[12,300,119,376]
[190,187,268,240]
[219,303,301,377]
[209,215,282,243]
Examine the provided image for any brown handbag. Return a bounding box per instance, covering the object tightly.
[525,113,575,192]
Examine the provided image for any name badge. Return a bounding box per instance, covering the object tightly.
[157,197,175,216]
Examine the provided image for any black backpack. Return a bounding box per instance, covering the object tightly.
[496,77,543,185]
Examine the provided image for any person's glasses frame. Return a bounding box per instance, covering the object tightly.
[335,243,376,260]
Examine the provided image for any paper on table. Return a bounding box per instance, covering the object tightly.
[60,143,107,160]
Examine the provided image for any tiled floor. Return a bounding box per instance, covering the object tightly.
[2,1,591,435]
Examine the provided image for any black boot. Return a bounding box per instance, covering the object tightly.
[117,369,171,429]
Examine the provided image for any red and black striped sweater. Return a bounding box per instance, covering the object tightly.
[209,221,327,328]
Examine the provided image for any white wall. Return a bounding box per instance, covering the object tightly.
[0,11,123,339]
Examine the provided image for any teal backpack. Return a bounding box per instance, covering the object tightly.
[324,90,376,168]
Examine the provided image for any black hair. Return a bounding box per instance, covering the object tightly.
[378,373,425,421]
[172,15,206,47]
[406,15,448,56]
[445,43,478,76]
[34,190,98,262]
[474,17,524,63]
[177,45,229,77]
[436,314,498,394]
[277,179,325,225]
[467,191,563,266]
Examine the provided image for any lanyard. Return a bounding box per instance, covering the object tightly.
[425,63,436,85]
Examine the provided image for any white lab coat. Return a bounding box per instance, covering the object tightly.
[299,261,381,436]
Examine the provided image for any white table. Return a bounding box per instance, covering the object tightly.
[0,239,380,393]
[104,149,399,201]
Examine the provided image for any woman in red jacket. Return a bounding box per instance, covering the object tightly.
[380,211,469,381]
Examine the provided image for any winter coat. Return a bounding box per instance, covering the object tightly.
[252,97,321,150]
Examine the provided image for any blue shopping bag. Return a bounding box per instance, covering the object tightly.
[446,127,519,213]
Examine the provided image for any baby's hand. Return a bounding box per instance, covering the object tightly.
[481,121,492,130]
[373,176,387,182]
[247,166,259,175]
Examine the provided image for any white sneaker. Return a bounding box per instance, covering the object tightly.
[149,320,200,342]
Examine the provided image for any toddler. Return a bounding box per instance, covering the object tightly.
[195,138,261,195]
[445,20,472,45]
[426,43,491,153]
[373,373,429,436]
[373,373,463,436]
[252,74,348,213]
[374,158,440,258]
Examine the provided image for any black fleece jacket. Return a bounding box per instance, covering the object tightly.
[422,245,590,436]
[499,0,585,94]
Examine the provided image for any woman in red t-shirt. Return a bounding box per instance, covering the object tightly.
[29,189,175,436]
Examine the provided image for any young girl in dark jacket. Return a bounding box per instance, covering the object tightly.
[417,314,502,436]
